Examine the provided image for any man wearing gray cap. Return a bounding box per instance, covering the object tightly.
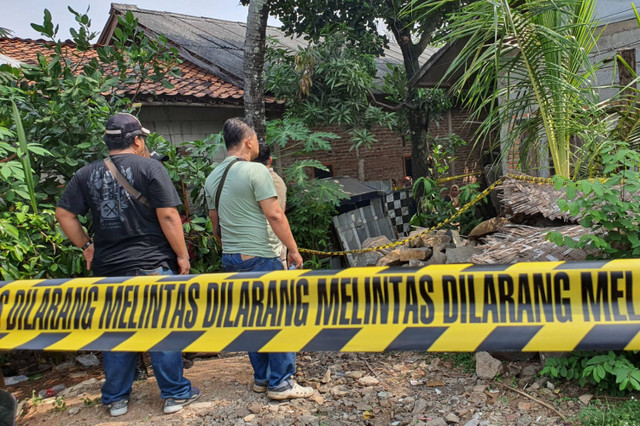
[56,112,200,416]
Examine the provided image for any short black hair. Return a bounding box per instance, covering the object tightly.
[103,132,140,150]
[254,143,271,165]
[223,117,255,150]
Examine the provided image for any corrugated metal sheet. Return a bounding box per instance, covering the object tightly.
[112,4,438,90]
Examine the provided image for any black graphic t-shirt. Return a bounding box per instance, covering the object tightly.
[57,154,182,276]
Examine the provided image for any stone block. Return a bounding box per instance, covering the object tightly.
[398,247,432,261]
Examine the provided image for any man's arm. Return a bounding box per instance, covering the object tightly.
[209,209,222,245]
[156,207,190,275]
[258,197,303,269]
[55,207,94,270]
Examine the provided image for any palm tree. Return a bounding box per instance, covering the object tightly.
[410,0,603,178]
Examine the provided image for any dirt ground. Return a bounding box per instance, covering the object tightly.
[12,351,588,425]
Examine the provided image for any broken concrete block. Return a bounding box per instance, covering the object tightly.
[376,249,403,267]
[398,247,433,261]
[352,251,384,267]
[468,217,509,238]
[445,247,483,264]
[361,235,394,254]
[425,251,446,264]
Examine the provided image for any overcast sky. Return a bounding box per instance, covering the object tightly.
[0,0,281,40]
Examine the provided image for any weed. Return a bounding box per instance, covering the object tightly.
[577,398,640,426]
[440,353,475,374]
[52,396,66,412]
[83,397,101,406]
[29,390,44,406]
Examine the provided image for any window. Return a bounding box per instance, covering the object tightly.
[403,156,412,178]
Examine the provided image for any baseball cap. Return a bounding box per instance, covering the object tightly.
[105,113,150,137]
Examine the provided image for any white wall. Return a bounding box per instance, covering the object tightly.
[139,104,243,145]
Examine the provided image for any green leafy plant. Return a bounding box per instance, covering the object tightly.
[52,396,66,412]
[577,398,640,426]
[410,135,484,234]
[541,351,640,395]
[29,390,44,407]
[547,141,640,258]
[0,204,85,280]
[82,396,101,406]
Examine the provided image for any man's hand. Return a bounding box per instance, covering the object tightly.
[177,255,190,275]
[83,244,94,270]
[287,251,303,270]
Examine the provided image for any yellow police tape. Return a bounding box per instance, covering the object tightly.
[1,259,640,352]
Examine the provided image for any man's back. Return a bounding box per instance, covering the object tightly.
[57,154,180,276]
[205,156,279,257]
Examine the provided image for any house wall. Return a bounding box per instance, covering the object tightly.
[280,107,484,184]
[139,104,243,151]
[592,18,640,101]
[140,104,484,185]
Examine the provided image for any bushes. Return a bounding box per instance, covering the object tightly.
[0,204,85,280]
[541,351,640,395]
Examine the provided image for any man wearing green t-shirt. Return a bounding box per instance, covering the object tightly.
[204,117,313,400]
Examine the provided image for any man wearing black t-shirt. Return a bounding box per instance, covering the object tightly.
[56,113,200,416]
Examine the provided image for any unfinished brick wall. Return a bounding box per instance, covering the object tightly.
[279,107,485,184]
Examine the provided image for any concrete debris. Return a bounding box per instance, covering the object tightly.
[475,352,504,379]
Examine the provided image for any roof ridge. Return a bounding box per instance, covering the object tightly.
[111,3,281,30]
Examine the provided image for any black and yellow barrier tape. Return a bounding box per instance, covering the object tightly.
[436,171,483,184]
[300,173,555,257]
[1,259,639,352]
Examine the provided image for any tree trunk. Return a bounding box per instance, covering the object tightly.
[395,30,430,181]
[244,0,269,141]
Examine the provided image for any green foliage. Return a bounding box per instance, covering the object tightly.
[1,7,180,201]
[285,168,349,254]
[82,396,101,406]
[0,204,86,280]
[548,142,640,258]
[541,351,640,395]
[440,352,475,374]
[266,30,394,148]
[52,396,66,412]
[577,398,640,426]
[145,134,224,274]
[0,9,181,279]
[410,136,484,234]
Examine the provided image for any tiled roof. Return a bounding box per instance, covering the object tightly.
[0,37,279,105]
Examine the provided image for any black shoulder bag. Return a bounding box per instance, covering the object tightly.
[214,158,240,237]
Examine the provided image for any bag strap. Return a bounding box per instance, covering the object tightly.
[104,157,151,208]
[214,158,240,211]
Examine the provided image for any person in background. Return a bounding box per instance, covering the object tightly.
[204,117,313,400]
[444,184,460,208]
[55,112,200,417]
[253,142,287,268]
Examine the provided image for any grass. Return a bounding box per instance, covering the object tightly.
[577,398,640,426]
[439,352,475,374]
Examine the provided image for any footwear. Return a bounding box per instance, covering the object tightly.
[163,387,201,414]
[267,382,314,400]
[252,382,267,393]
[108,399,128,417]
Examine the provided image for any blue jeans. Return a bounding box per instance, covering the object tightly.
[101,267,193,404]
[222,254,296,390]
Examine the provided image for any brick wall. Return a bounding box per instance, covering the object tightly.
[280,107,485,184]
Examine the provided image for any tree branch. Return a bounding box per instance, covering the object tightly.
[367,90,416,112]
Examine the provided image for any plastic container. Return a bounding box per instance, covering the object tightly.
[38,384,65,398]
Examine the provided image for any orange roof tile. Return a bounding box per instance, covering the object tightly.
[0,37,278,105]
